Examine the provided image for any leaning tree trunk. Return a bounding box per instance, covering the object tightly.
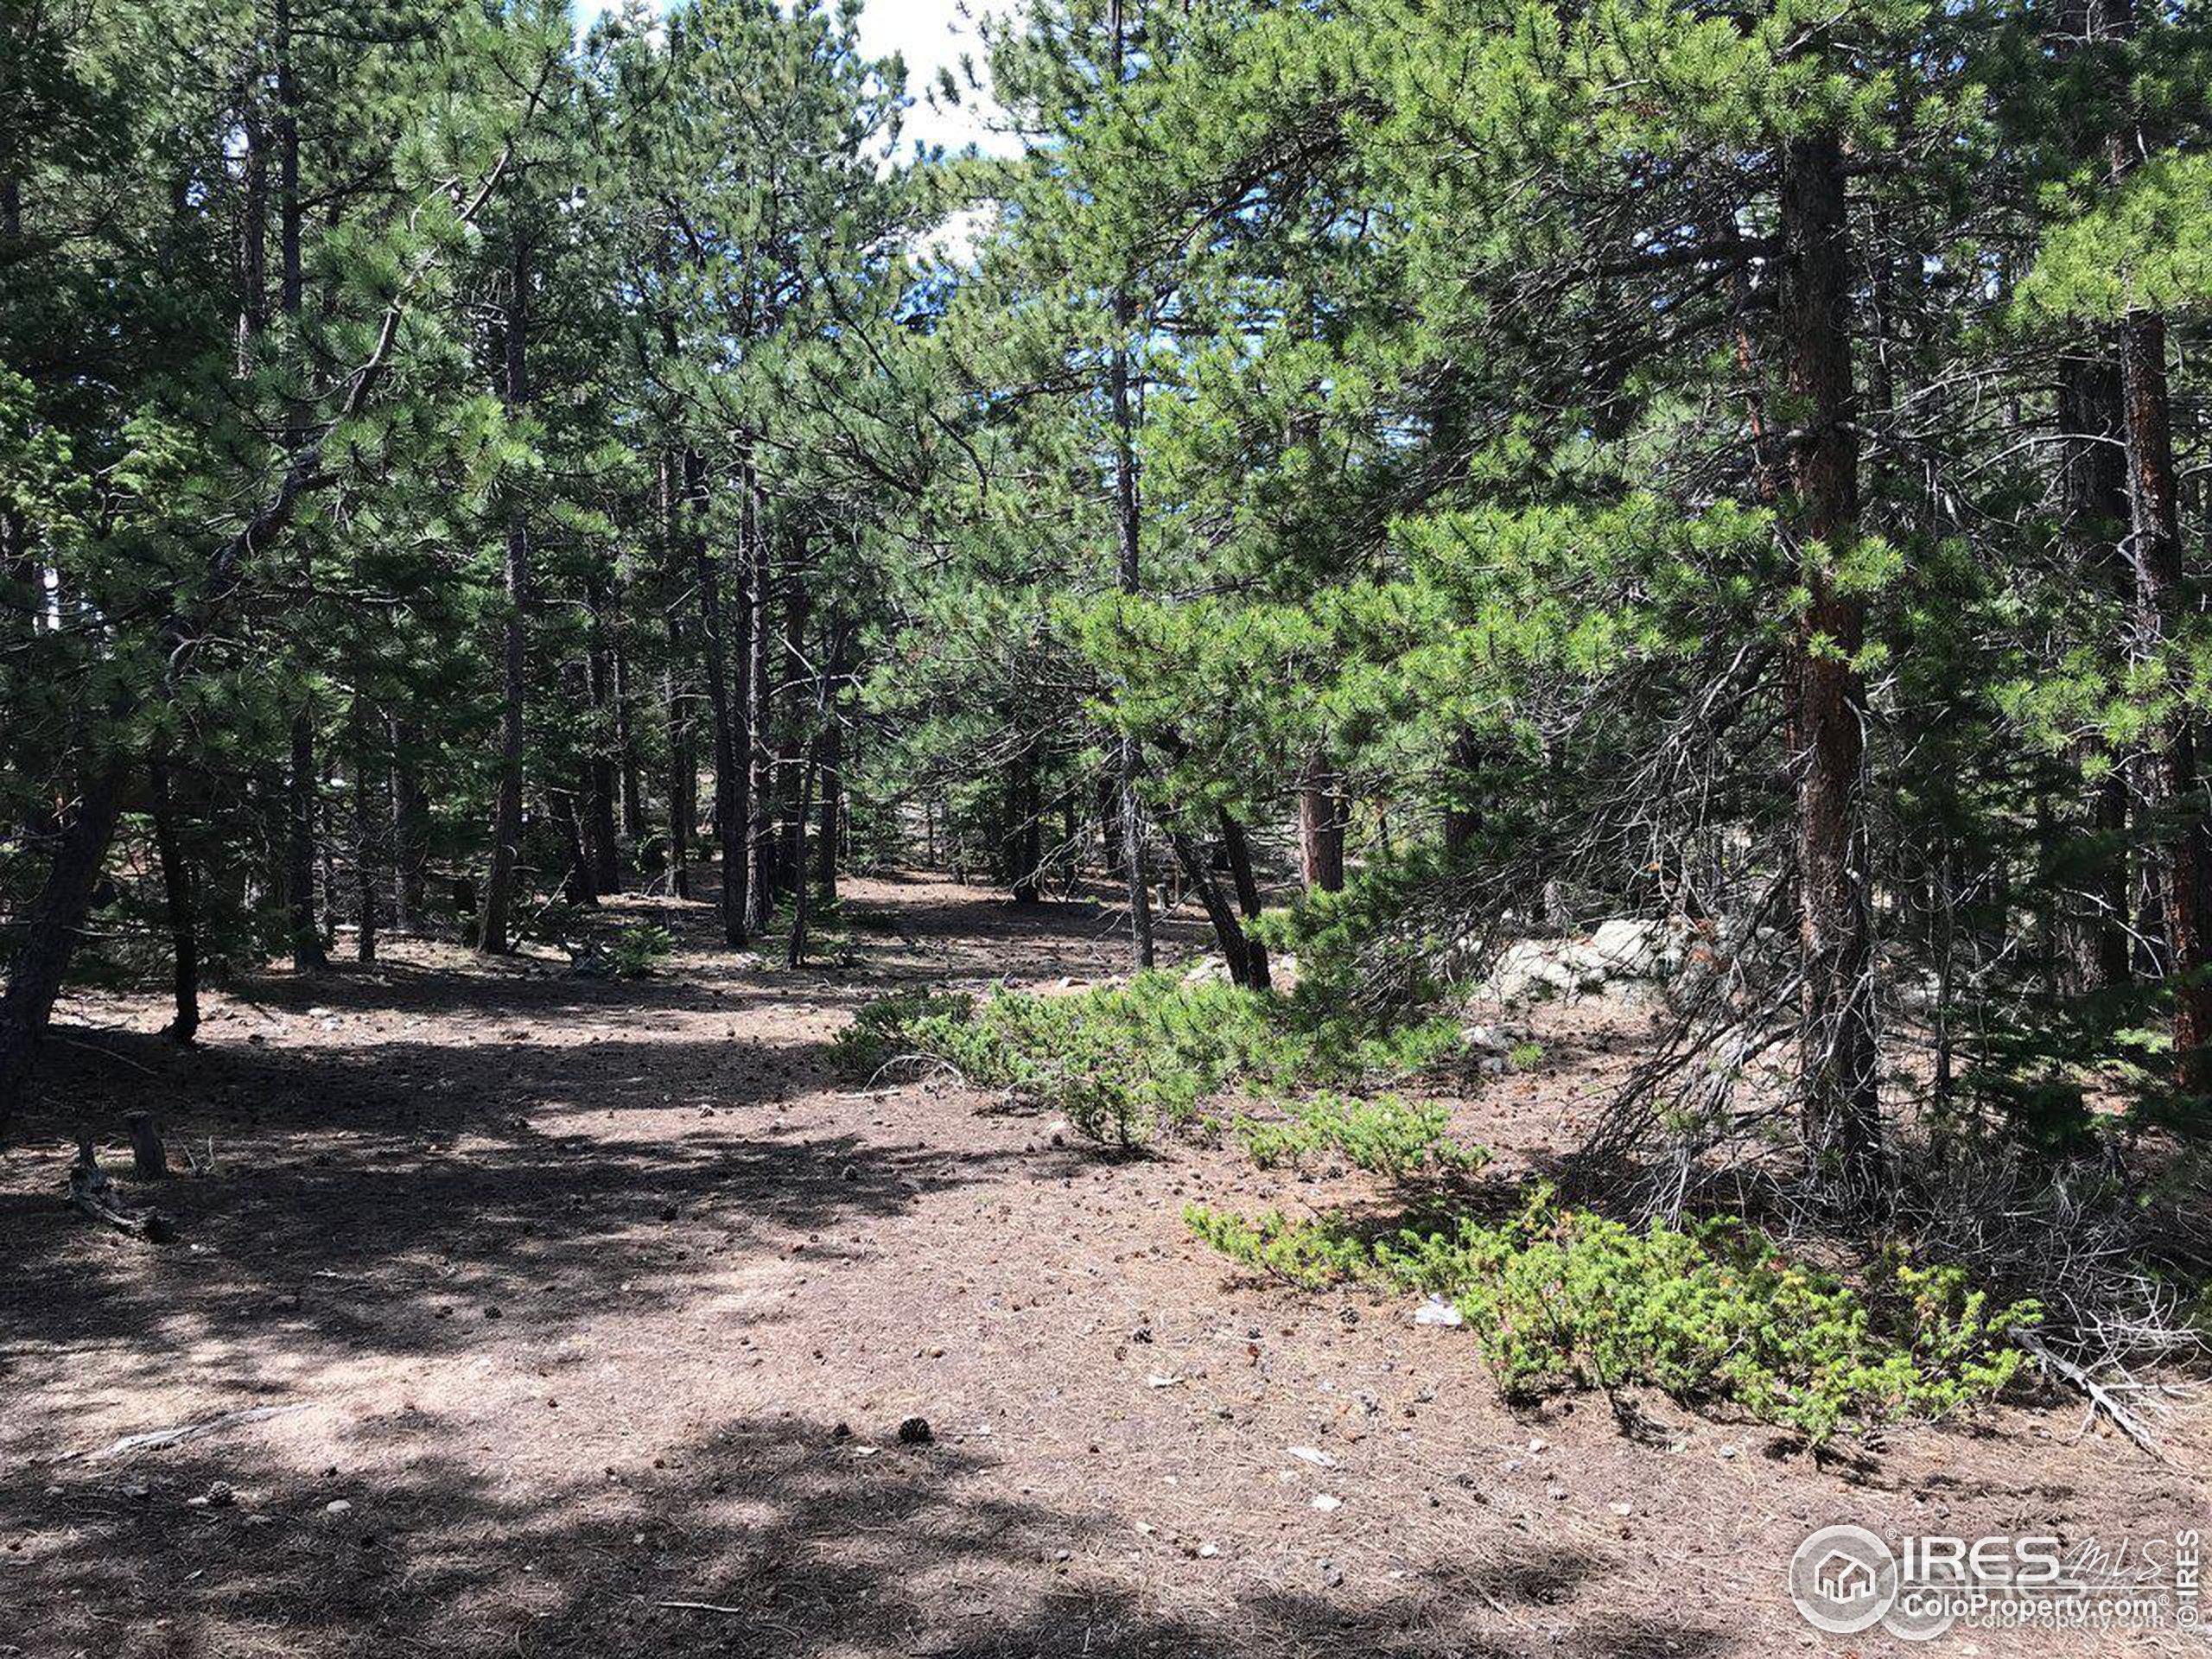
[1217,810,1272,990]
[1166,830,1262,988]
[1779,130,1885,1203]
[479,232,531,955]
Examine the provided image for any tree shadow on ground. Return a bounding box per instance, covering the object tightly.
[7,1410,1732,1659]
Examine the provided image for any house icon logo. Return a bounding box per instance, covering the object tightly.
[1789,1524,1898,1634]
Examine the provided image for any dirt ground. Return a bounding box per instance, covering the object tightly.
[2,872,2204,1659]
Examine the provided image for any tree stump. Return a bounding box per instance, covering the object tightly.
[124,1112,169,1180]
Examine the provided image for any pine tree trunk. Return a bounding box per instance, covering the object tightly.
[612,601,645,860]
[287,707,325,968]
[2119,313,2212,1091]
[1009,751,1043,905]
[1298,764,1346,892]
[1441,731,1481,860]
[351,705,378,963]
[1166,830,1260,988]
[1217,810,1272,990]
[479,233,531,955]
[817,626,845,901]
[149,753,201,1042]
[584,576,621,894]
[1779,130,1885,1202]
[276,0,323,972]
[687,450,747,944]
[0,758,128,1137]
[2056,341,2134,994]
[1108,0,1154,970]
[389,718,426,934]
[741,471,772,935]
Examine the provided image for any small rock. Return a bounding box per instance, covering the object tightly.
[325,1500,353,1516]
[1312,1494,1343,1512]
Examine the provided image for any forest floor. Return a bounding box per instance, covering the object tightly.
[2,872,2204,1659]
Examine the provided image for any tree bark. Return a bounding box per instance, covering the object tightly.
[0,759,128,1138]
[584,575,621,894]
[389,717,426,934]
[2119,312,2212,1091]
[479,232,531,955]
[350,702,379,963]
[2056,341,2134,995]
[741,468,772,934]
[687,449,747,944]
[1779,130,1885,1201]
[1298,763,1346,891]
[1107,0,1154,970]
[276,0,322,972]
[1217,810,1272,990]
[149,753,200,1042]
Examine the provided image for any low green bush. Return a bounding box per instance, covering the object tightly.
[1235,1092,1491,1183]
[835,971,1461,1150]
[1186,1188,2038,1442]
[827,988,977,1077]
[610,923,676,979]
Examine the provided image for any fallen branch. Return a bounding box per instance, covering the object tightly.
[67,1137,173,1242]
[2017,1332,2167,1461]
[66,1402,315,1462]
[654,1601,747,1616]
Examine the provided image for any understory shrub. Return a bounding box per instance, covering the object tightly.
[835,971,1462,1150]
[1235,1092,1491,1183]
[1185,1188,2038,1442]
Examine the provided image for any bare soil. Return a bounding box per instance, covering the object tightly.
[2,873,2202,1658]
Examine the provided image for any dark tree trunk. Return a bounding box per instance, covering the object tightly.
[2056,342,2134,995]
[1166,830,1264,988]
[276,0,322,973]
[1008,751,1043,905]
[741,474,772,935]
[1779,130,1885,1202]
[1217,811,1272,990]
[2120,312,2212,1092]
[612,597,645,859]
[584,575,621,895]
[1107,0,1154,970]
[286,708,325,969]
[480,233,531,955]
[816,626,846,900]
[1441,731,1481,860]
[389,718,427,934]
[149,753,200,1043]
[0,759,128,1137]
[688,450,746,944]
[1298,764,1346,892]
[352,707,379,963]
